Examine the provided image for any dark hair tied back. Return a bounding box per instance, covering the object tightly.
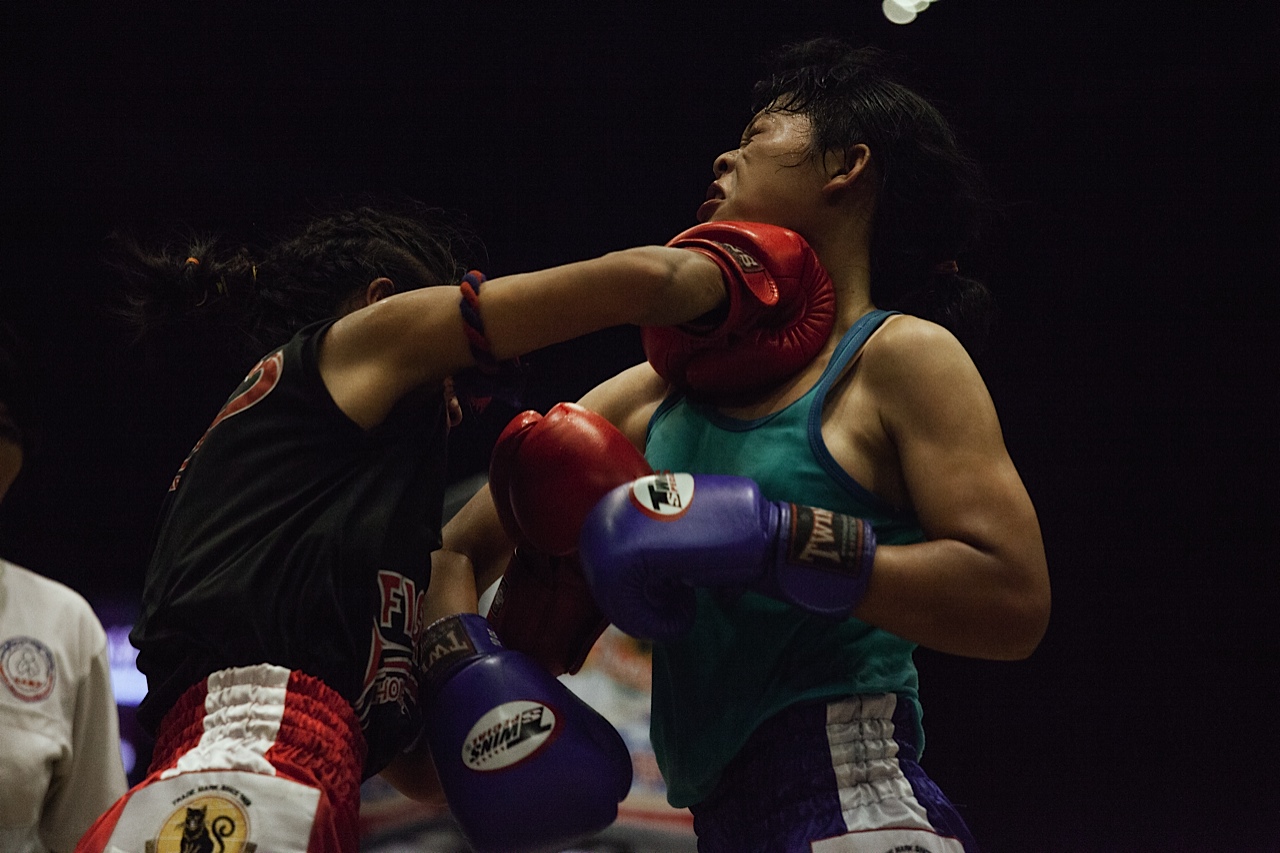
[754,37,999,353]
[107,200,479,366]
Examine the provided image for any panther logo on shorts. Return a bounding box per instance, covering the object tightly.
[0,636,55,702]
[145,795,255,853]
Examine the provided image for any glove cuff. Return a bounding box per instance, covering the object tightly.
[421,613,503,696]
[774,504,877,619]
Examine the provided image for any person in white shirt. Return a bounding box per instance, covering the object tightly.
[0,322,128,852]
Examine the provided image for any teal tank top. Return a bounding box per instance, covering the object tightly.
[644,310,927,808]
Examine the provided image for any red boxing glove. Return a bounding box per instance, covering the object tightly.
[641,221,836,398]
[485,550,604,677]
[486,402,652,675]
[489,403,653,557]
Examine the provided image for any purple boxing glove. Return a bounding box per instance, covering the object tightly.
[578,473,877,641]
[421,613,632,853]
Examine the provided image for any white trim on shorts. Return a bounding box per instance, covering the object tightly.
[160,663,292,779]
[816,694,966,852]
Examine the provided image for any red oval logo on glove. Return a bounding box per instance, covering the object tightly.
[463,700,560,771]
[628,473,695,520]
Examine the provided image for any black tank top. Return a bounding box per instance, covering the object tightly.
[131,320,448,777]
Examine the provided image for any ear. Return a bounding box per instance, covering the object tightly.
[822,143,873,197]
[363,277,396,306]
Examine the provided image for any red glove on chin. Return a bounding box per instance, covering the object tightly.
[641,221,836,399]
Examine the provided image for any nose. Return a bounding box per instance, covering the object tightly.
[713,149,737,177]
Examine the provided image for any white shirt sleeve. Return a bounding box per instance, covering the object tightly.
[0,561,128,853]
[38,615,128,853]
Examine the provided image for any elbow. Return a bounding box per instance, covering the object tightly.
[994,582,1051,661]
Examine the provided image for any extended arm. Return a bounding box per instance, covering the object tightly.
[320,247,724,429]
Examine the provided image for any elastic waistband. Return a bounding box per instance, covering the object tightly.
[746,694,919,761]
[150,664,368,811]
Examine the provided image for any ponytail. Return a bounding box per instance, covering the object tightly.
[107,202,477,365]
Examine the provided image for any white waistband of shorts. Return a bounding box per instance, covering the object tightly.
[160,663,293,780]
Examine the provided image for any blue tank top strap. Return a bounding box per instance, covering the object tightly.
[812,309,899,398]
[650,385,686,425]
[807,309,900,516]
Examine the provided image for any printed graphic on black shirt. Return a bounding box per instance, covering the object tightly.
[355,569,426,726]
[170,350,283,492]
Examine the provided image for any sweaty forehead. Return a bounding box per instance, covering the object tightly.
[742,107,813,142]
[742,108,780,135]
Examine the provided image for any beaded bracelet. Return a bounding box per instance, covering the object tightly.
[458,270,498,369]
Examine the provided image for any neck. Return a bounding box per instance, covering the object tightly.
[807,232,876,335]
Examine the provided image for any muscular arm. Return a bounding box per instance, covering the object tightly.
[852,319,1050,660]
[320,248,724,429]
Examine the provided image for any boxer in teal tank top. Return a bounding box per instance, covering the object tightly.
[644,312,980,851]
[645,309,925,807]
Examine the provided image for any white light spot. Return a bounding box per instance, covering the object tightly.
[883,0,918,24]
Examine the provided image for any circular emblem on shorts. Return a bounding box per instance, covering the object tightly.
[151,795,252,853]
[629,472,695,519]
[462,700,559,771]
[0,636,56,702]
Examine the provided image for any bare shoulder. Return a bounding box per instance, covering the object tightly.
[859,314,998,438]
[861,314,975,381]
[577,362,670,450]
[317,287,465,429]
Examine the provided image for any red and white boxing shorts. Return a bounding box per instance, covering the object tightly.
[75,664,367,853]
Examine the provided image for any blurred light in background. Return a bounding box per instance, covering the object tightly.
[882,0,940,25]
[105,624,145,707]
[100,611,150,781]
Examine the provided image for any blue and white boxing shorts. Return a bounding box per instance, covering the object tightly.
[689,694,978,852]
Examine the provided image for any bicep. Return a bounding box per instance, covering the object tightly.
[848,324,1050,658]
[879,325,1043,563]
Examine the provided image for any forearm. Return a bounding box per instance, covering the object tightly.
[319,247,722,431]
[380,738,447,806]
[479,246,725,360]
[425,548,482,623]
[440,485,517,600]
[857,537,1050,660]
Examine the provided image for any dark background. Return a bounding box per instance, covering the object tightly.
[2,3,1277,850]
